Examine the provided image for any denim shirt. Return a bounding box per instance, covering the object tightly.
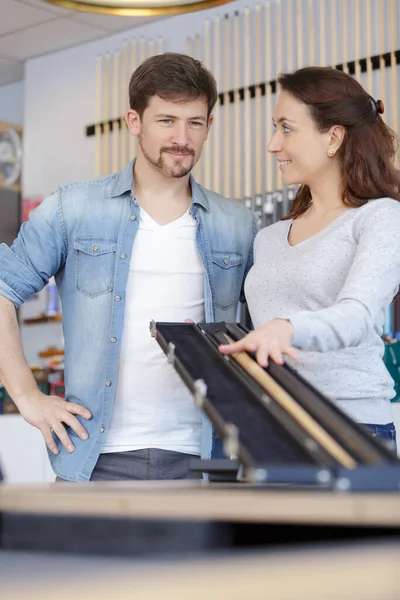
[0,161,257,481]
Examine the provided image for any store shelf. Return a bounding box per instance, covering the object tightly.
[23,315,62,325]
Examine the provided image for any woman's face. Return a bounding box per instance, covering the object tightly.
[268,90,334,188]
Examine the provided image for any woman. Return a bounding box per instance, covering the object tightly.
[221,67,400,448]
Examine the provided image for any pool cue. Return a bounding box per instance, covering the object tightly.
[129,39,138,160]
[254,4,262,204]
[265,1,273,208]
[213,15,221,194]
[243,7,252,208]
[319,0,325,66]
[342,0,349,74]
[223,14,231,198]
[222,335,357,469]
[139,36,146,64]
[330,0,337,68]
[296,0,303,69]
[275,0,283,196]
[204,19,212,190]
[390,0,398,159]
[119,42,128,170]
[365,0,373,92]
[193,33,203,183]
[95,54,102,177]
[185,36,193,55]
[354,0,361,82]
[102,53,111,175]
[233,11,241,201]
[379,0,386,109]
[308,0,314,65]
[287,0,294,71]
[112,51,120,174]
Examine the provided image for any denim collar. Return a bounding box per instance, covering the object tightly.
[110,159,209,212]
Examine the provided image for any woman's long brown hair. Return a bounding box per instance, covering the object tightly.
[278,67,400,220]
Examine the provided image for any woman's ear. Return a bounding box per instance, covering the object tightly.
[327,125,345,157]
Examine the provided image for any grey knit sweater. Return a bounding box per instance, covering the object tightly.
[245,198,400,424]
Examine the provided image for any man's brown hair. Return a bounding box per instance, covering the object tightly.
[129,52,217,120]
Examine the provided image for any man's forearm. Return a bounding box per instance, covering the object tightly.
[0,295,39,408]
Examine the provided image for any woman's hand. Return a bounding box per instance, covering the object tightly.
[219,319,298,367]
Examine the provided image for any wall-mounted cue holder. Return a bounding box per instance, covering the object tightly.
[151,320,400,492]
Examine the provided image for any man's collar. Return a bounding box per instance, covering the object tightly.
[110,159,135,197]
[110,158,210,212]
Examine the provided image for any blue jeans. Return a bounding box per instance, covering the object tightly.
[362,422,397,454]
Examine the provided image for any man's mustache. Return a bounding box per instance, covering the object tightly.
[161,146,195,156]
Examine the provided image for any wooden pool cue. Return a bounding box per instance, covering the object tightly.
[296,0,303,69]
[222,334,358,469]
[390,0,398,161]
[243,6,252,208]
[379,0,386,108]
[129,39,138,160]
[213,15,221,194]
[308,0,314,65]
[330,0,337,68]
[354,0,361,82]
[287,0,294,71]
[223,14,231,198]
[265,1,273,197]
[95,54,102,177]
[102,53,111,175]
[119,42,128,170]
[365,0,373,92]
[319,0,325,66]
[233,11,241,200]
[203,19,212,190]
[112,51,120,174]
[342,0,349,74]
[275,0,283,194]
[254,4,262,203]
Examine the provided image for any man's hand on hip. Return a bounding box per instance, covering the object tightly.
[16,390,92,454]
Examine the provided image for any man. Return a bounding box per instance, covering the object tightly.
[0,53,257,482]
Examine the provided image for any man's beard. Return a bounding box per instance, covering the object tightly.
[139,135,196,178]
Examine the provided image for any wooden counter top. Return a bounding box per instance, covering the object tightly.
[2,541,400,599]
[1,480,400,527]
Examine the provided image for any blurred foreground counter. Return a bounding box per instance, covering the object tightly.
[1,481,400,598]
[1,541,400,600]
[1,480,400,552]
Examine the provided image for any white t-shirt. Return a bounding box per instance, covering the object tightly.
[102,207,205,455]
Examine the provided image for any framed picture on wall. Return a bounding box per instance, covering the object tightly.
[0,121,22,193]
[0,121,23,247]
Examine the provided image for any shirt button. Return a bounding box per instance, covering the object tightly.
[223,258,228,265]
[100,426,105,433]
[115,295,121,302]
[110,337,117,343]
[120,253,127,259]
[93,245,99,252]
[105,380,112,387]
[130,215,137,221]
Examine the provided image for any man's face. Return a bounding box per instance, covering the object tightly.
[127,95,212,178]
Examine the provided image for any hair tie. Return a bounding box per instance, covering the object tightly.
[368,95,385,116]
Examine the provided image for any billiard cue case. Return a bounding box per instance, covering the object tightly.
[151,321,400,492]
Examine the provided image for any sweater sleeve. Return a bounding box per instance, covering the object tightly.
[289,200,400,352]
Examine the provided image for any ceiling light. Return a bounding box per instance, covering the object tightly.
[40,0,233,16]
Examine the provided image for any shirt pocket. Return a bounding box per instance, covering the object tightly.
[74,237,117,298]
[211,251,242,310]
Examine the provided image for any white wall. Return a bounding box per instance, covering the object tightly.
[0,80,24,126]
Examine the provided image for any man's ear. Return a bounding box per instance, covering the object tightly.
[205,114,214,141]
[126,109,141,137]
